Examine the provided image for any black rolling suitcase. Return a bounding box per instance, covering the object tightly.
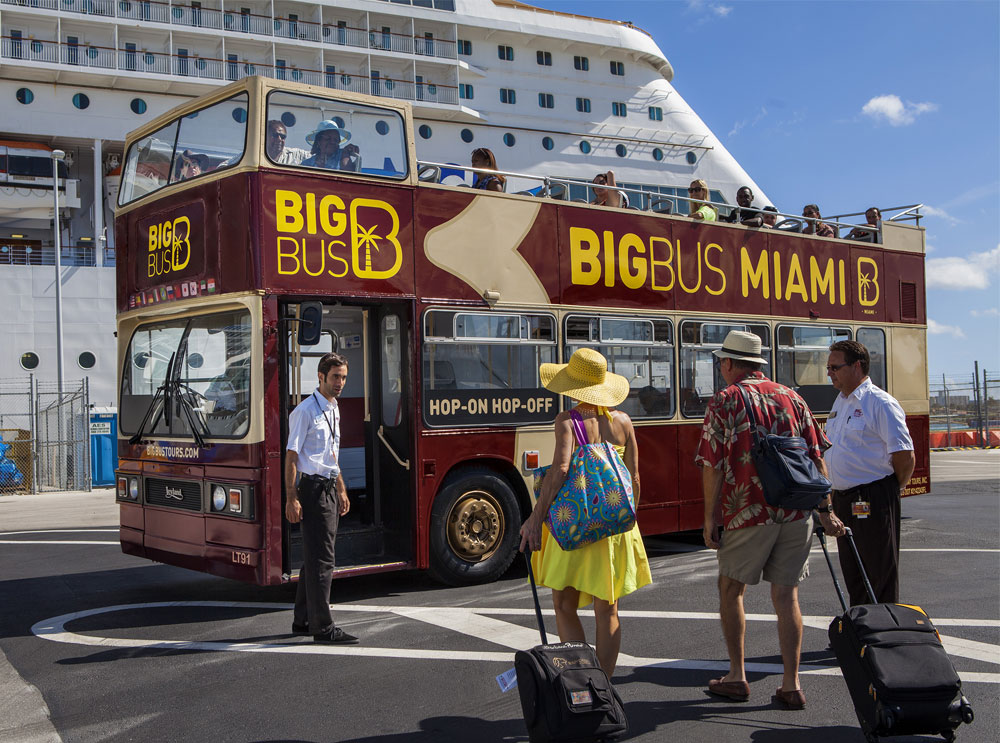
[514,553,628,743]
[816,526,974,742]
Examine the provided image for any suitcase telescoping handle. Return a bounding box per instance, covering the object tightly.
[524,550,549,645]
[814,526,878,611]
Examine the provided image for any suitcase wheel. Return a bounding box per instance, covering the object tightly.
[879,707,895,731]
[960,697,974,725]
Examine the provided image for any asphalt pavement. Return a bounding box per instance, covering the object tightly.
[0,450,997,743]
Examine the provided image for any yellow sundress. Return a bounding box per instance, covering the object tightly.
[531,417,652,608]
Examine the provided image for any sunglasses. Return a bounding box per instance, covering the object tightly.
[688,187,704,193]
[271,132,287,140]
[826,362,853,372]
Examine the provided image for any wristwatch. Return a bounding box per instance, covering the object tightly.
[814,503,832,514]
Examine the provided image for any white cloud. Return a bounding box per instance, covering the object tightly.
[927,319,966,339]
[729,106,767,137]
[687,0,733,21]
[861,94,938,126]
[970,308,999,317]
[921,205,961,225]
[926,245,1000,290]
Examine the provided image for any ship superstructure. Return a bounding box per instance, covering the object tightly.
[0,0,763,404]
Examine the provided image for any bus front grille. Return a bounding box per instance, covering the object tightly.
[145,478,202,511]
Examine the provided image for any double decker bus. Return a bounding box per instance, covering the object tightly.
[114,78,929,586]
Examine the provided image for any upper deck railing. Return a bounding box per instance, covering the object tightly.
[417,160,923,246]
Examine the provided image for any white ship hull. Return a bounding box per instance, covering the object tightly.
[0,0,764,406]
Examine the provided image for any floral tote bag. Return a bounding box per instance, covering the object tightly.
[532,410,636,551]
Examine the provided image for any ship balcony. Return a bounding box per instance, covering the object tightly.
[0,34,459,104]
[0,0,457,61]
[0,243,109,268]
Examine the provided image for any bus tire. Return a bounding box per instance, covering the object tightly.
[428,467,521,586]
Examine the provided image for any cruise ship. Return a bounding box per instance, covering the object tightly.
[0,0,764,406]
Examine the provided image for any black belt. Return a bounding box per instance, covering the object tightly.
[833,473,896,498]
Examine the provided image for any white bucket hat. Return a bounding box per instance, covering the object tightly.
[305,119,352,146]
[712,330,768,365]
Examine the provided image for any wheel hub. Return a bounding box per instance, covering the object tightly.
[446,490,504,562]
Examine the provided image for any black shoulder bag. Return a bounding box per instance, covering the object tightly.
[735,384,830,511]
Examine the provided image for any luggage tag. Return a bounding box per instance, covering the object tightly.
[852,500,871,519]
[496,667,518,692]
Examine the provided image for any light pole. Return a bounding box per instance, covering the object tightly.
[51,149,66,393]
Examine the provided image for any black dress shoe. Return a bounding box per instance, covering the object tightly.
[313,627,358,645]
[291,622,310,636]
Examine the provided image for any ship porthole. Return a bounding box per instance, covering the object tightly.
[232,107,247,123]
[20,352,40,371]
[615,144,627,158]
[542,136,553,151]
[686,151,697,165]
[652,148,663,161]
[503,133,515,147]
[77,352,96,370]
[16,88,34,105]
[130,98,147,115]
[72,93,90,110]
[460,128,474,143]
[281,112,296,127]
[579,140,591,154]
[376,120,390,135]
[419,124,432,139]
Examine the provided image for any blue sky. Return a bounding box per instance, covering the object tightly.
[529,0,1000,383]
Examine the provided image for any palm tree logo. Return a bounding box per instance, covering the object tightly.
[350,198,402,279]
[857,257,879,306]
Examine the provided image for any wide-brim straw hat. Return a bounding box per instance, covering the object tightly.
[539,348,630,407]
[712,330,768,365]
[305,119,352,145]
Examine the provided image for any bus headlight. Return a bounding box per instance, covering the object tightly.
[211,485,227,512]
[129,478,139,500]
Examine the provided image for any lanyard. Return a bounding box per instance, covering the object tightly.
[312,392,337,443]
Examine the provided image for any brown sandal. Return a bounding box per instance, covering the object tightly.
[707,677,750,701]
[772,688,806,709]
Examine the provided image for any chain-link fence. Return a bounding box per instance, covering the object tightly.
[0,377,91,494]
[929,370,1000,448]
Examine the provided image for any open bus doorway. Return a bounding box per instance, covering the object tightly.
[281,301,413,579]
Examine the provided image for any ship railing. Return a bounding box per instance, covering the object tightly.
[0,244,97,268]
[117,1,171,24]
[60,42,117,69]
[324,24,372,50]
[365,28,414,55]
[227,11,273,36]
[117,48,171,74]
[1,36,59,63]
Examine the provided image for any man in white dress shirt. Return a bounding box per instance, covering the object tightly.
[266,120,309,166]
[825,340,915,605]
[285,352,357,644]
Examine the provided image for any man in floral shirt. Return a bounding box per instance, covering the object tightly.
[695,331,843,710]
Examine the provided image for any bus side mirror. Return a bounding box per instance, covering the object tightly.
[297,302,323,346]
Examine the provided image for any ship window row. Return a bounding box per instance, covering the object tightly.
[19,351,98,371]
[491,45,623,77]
[421,313,886,427]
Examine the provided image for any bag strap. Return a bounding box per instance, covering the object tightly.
[568,408,588,447]
[524,551,549,645]
[734,383,764,447]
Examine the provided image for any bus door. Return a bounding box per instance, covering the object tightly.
[282,301,413,578]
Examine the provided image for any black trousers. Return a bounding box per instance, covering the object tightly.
[293,475,339,635]
[832,474,901,606]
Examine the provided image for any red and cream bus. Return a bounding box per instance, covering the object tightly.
[114,78,929,586]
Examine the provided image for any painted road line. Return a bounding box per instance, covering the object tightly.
[31,601,1000,683]
[0,541,118,545]
[0,529,119,536]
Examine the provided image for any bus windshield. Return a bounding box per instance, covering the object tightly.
[118,92,249,205]
[120,309,252,439]
[265,90,408,177]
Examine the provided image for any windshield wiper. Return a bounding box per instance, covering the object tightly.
[170,380,212,449]
[128,352,175,445]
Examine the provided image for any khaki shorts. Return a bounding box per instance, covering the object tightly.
[717,516,813,586]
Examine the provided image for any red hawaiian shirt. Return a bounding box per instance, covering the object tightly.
[695,371,830,531]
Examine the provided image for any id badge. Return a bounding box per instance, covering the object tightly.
[851,501,871,519]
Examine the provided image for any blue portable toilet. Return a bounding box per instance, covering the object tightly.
[90,410,118,487]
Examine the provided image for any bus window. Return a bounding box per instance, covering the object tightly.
[422,309,556,426]
[266,90,408,178]
[118,92,249,205]
[857,327,886,390]
[120,309,252,439]
[775,325,851,414]
[564,315,674,420]
[679,320,771,418]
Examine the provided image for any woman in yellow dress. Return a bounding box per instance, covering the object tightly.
[519,348,652,677]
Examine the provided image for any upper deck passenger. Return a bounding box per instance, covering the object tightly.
[591,170,628,208]
[846,207,882,242]
[266,120,308,166]
[470,148,505,192]
[688,180,718,222]
[721,186,763,228]
[802,204,835,238]
[302,120,360,172]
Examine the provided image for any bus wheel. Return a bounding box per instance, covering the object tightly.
[429,468,520,586]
